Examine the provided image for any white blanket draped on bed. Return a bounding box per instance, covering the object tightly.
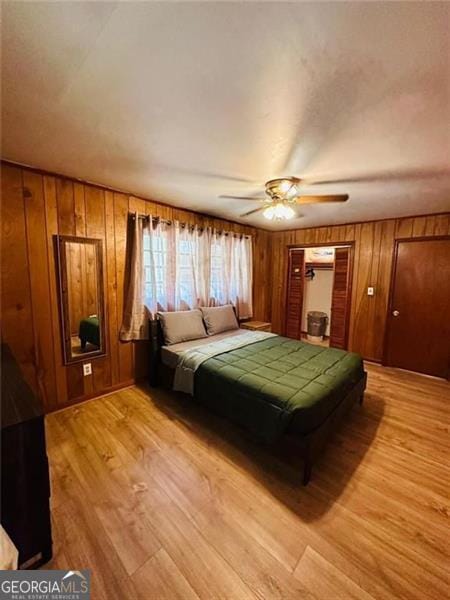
[173,330,276,395]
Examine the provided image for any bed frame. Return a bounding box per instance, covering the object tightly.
[149,318,366,485]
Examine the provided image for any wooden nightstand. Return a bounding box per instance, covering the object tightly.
[241,320,272,332]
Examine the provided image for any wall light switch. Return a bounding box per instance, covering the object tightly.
[83,363,92,376]
[367,287,374,296]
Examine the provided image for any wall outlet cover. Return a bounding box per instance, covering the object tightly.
[367,287,374,296]
[83,363,92,376]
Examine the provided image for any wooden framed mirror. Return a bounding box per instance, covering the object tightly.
[56,235,106,365]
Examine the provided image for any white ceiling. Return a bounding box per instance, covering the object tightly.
[2,1,449,230]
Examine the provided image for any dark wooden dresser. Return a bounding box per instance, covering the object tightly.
[1,343,52,568]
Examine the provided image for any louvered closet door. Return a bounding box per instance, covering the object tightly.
[285,249,305,339]
[329,247,352,349]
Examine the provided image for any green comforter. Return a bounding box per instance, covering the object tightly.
[79,316,100,348]
[194,335,364,442]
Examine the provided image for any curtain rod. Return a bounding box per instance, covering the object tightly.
[130,212,252,239]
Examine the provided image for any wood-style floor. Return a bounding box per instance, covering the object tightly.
[45,363,450,600]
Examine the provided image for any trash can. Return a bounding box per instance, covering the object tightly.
[307,311,328,342]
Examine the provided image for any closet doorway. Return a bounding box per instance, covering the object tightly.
[285,243,354,349]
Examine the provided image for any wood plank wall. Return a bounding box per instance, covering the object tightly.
[2,160,447,412]
[270,214,450,361]
[1,163,271,413]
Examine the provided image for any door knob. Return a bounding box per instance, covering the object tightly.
[392,310,400,317]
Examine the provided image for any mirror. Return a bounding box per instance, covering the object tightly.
[56,235,106,364]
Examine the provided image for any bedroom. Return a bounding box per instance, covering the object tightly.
[1,2,449,599]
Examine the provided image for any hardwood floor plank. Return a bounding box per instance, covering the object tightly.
[49,407,255,598]
[45,364,450,599]
[294,545,375,600]
[188,506,315,599]
[106,389,308,573]
[49,499,138,600]
[132,548,200,600]
[120,472,257,600]
[94,499,162,577]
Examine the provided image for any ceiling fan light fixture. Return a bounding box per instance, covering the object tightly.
[265,177,300,201]
[263,202,295,221]
[278,180,292,193]
[225,175,349,219]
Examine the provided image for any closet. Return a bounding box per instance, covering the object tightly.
[285,245,353,349]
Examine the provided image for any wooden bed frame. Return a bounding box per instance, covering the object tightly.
[149,319,367,485]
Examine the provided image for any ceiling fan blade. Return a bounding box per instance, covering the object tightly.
[219,195,267,201]
[294,194,349,204]
[240,206,265,217]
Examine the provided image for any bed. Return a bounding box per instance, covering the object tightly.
[149,319,366,484]
[78,316,100,349]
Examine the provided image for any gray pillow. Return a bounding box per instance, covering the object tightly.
[158,309,207,345]
[200,305,239,336]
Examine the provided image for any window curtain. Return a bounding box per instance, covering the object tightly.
[141,218,211,313]
[120,214,253,340]
[119,215,151,341]
[210,230,253,318]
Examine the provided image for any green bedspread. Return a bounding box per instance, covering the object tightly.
[79,316,100,348]
[194,335,364,442]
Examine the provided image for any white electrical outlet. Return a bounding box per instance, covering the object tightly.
[83,363,92,376]
[367,287,374,296]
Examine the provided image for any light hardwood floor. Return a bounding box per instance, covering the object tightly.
[45,363,450,599]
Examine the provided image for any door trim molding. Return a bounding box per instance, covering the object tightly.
[283,241,355,348]
[286,241,354,249]
[331,245,354,350]
[382,235,450,367]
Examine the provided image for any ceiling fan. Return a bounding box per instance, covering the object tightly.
[219,176,348,220]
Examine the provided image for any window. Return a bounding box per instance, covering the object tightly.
[142,221,252,318]
[143,227,169,311]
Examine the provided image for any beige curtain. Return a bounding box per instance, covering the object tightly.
[211,231,253,318]
[119,214,150,340]
[174,223,211,309]
[142,220,212,313]
[120,215,253,339]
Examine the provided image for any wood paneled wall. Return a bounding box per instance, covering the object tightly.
[2,160,447,412]
[270,214,450,361]
[1,163,271,412]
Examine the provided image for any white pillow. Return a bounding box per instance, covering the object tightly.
[200,305,239,336]
[158,309,207,346]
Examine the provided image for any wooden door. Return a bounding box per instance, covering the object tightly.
[384,238,450,378]
[285,249,305,339]
[329,247,352,349]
